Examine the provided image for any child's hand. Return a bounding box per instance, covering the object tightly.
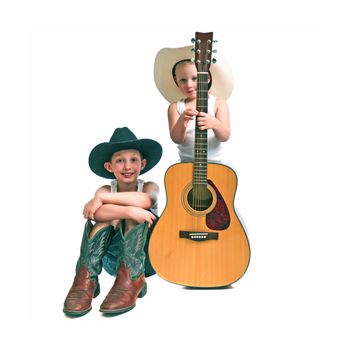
[180,109,197,127]
[196,112,218,131]
[129,207,156,227]
[83,196,103,220]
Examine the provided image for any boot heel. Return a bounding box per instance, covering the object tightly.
[94,283,100,298]
[138,283,147,298]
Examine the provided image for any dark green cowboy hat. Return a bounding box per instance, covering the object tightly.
[89,127,162,179]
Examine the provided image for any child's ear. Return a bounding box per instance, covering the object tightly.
[104,162,113,173]
[141,159,147,170]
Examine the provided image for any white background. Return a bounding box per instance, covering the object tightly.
[2,0,349,348]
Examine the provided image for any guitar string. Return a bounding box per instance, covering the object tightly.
[195,71,208,212]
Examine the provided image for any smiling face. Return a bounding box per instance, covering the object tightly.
[173,61,198,100]
[103,149,146,186]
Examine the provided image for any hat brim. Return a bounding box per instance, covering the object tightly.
[89,139,162,179]
[154,45,234,103]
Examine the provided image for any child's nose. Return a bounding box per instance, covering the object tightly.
[185,82,193,89]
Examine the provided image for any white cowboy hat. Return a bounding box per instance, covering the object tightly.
[154,45,234,103]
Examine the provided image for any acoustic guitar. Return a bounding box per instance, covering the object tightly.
[149,32,250,287]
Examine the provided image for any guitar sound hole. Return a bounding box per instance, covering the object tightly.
[187,186,213,211]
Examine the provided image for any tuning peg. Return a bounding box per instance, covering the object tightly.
[191,38,201,44]
[213,39,218,43]
[212,49,217,53]
[191,48,195,52]
[212,58,217,64]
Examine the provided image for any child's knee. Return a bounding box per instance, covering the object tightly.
[89,221,112,239]
[93,221,111,229]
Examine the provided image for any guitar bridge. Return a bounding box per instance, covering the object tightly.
[179,231,218,242]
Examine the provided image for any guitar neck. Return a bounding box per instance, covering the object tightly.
[194,72,209,186]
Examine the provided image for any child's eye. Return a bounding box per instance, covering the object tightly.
[192,77,197,81]
[180,78,187,84]
[116,159,124,163]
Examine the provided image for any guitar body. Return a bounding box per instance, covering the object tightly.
[149,162,250,287]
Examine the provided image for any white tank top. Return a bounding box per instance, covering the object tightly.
[110,179,144,193]
[176,94,223,163]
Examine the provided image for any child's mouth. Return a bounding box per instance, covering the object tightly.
[122,172,134,178]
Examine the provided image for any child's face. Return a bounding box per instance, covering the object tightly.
[174,62,198,99]
[104,149,146,183]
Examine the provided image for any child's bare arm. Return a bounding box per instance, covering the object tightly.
[92,204,156,226]
[96,189,152,209]
[82,186,108,221]
[83,185,153,219]
[83,183,158,224]
[168,103,196,144]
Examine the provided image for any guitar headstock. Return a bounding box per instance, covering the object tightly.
[192,32,216,73]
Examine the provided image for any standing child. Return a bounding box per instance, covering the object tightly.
[154,45,234,163]
[63,127,162,316]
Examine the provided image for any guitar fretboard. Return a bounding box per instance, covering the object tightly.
[193,72,209,186]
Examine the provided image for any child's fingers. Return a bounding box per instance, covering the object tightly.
[147,212,156,227]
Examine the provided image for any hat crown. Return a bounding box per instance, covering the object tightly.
[110,127,137,143]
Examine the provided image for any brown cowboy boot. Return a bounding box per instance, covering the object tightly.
[100,222,148,315]
[63,221,113,316]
